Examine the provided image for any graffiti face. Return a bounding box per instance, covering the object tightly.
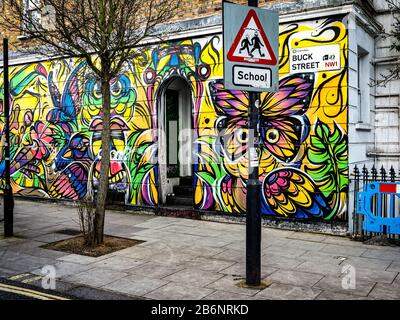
[0,16,348,220]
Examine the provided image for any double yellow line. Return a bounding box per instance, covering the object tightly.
[0,282,70,300]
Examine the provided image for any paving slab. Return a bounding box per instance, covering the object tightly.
[90,256,147,271]
[65,268,128,287]
[57,253,112,265]
[387,261,400,272]
[66,285,140,300]
[321,237,366,247]
[0,267,17,278]
[353,268,398,284]
[295,261,342,277]
[263,245,307,259]
[368,282,400,300]
[262,254,305,270]
[132,220,176,230]
[266,269,324,287]
[104,226,146,237]
[320,244,368,257]
[298,251,348,265]
[284,239,326,252]
[343,256,393,271]
[255,283,322,300]
[219,262,277,278]
[183,257,235,272]
[13,247,67,260]
[192,237,233,248]
[213,249,245,262]
[205,275,261,296]
[150,251,198,265]
[1,253,56,273]
[145,282,214,300]
[313,275,376,297]
[288,232,327,242]
[202,290,255,300]
[262,228,296,238]
[158,225,221,238]
[32,261,95,279]
[261,237,291,248]
[361,249,400,261]
[179,245,226,258]
[4,240,46,251]
[301,260,398,284]
[102,274,168,297]
[113,246,158,260]
[163,268,224,287]
[316,290,376,300]
[128,261,184,279]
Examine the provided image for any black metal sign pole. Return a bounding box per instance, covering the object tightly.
[3,38,14,237]
[246,0,261,286]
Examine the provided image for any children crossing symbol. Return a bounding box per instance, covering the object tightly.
[227,9,277,65]
[223,2,278,92]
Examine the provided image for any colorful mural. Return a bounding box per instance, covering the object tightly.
[0,15,349,220]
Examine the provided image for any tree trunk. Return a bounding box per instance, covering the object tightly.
[94,73,111,245]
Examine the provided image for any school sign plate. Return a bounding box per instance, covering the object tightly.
[223,2,279,92]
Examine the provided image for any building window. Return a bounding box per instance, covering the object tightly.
[357,46,370,124]
[22,0,42,33]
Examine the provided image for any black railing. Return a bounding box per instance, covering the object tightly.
[350,164,400,241]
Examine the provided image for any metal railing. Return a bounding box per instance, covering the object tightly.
[350,165,400,241]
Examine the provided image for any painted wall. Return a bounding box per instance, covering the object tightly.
[0,15,349,220]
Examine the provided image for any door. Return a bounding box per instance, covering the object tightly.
[158,78,193,204]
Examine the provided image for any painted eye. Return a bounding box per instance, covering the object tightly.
[144,68,155,84]
[197,64,210,80]
[236,129,248,144]
[266,128,279,144]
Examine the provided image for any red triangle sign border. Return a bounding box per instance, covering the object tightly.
[227,9,277,65]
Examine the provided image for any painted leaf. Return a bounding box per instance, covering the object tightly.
[306,120,348,200]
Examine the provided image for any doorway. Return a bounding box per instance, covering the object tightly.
[158,77,193,206]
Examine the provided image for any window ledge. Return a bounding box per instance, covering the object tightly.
[17,34,30,40]
[355,123,373,131]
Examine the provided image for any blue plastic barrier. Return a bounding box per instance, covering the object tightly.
[357,182,400,234]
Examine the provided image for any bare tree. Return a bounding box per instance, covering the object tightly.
[0,0,179,244]
[374,0,400,86]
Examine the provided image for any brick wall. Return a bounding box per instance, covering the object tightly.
[0,0,287,51]
[171,0,285,22]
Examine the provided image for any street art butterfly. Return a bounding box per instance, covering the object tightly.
[261,168,331,219]
[207,73,332,218]
[210,73,313,169]
[46,61,86,124]
[49,162,88,200]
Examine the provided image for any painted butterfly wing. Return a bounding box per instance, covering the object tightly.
[47,61,85,123]
[262,168,331,219]
[209,80,249,117]
[49,162,88,200]
[259,73,314,162]
[261,73,314,117]
[260,115,310,163]
[219,175,246,214]
[216,117,248,162]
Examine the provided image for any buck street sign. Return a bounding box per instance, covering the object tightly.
[223,2,279,92]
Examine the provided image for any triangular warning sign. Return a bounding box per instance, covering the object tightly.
[227,9,277,65]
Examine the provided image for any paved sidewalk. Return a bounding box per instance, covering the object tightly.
[1,199,400,300]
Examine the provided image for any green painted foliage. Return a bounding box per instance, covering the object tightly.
[306,120,348,200]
